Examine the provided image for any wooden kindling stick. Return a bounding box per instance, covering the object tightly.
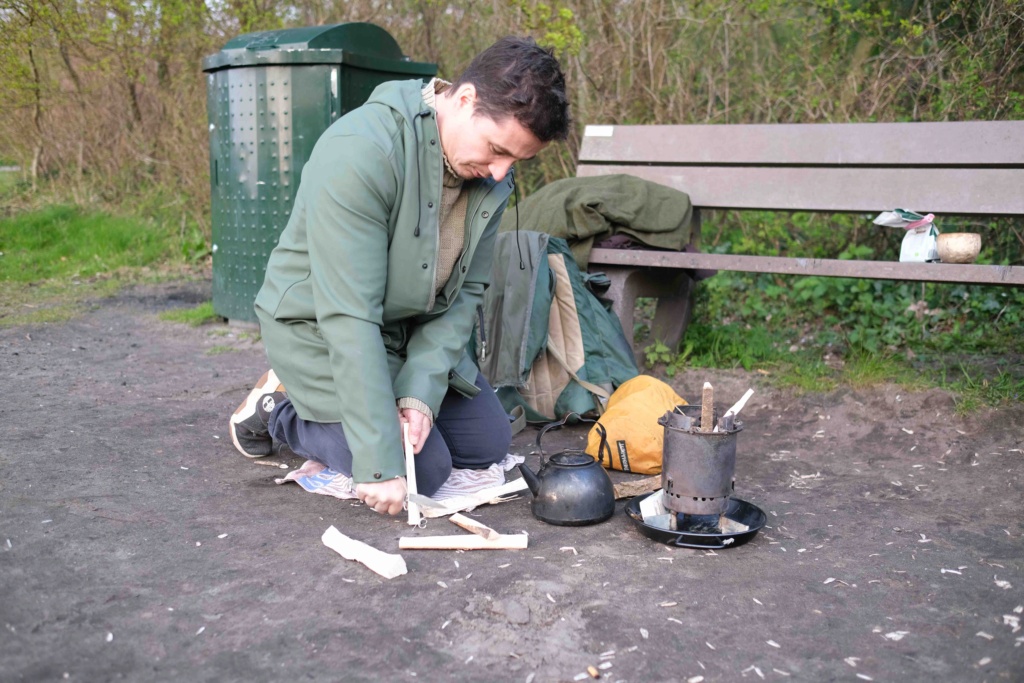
[404,423,421,527]
[714,388,755,432]
[398,534,528,551]
[701,381,714,432]
[449,513,500,540]
[724,388,755,420]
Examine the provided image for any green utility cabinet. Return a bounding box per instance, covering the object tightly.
[203,23,436,322]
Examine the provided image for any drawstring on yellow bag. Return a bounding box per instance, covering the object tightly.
[585,375,687,474]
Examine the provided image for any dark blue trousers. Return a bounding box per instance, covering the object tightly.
[267,372,511,496]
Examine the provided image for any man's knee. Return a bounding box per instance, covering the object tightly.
[415,455,452,497]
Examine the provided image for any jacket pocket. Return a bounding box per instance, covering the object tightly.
[448,351,482,399]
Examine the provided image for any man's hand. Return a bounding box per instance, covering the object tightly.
[356,478,407,516]
[398,407,432,455]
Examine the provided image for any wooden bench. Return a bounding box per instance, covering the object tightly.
[577,121,1024,352]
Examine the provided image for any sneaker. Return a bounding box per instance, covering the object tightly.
[230,369,286,458]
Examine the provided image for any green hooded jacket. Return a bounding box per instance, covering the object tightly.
[254,79,513,485]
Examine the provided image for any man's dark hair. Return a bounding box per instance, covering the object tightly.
[449,36,571,143]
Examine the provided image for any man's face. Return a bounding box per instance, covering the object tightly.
[440,85,546,182]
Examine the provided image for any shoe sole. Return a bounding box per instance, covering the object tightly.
[229,369,284,458]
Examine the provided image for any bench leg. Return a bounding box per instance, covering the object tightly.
[598,265,695,365]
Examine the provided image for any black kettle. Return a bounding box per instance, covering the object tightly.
[517,415,615,526]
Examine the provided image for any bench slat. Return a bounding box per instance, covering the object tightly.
[577,164,1024,215]
[589,249,1024,286]
[579,122,1024,166]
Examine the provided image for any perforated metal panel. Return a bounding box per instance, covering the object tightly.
[203,23,435,322]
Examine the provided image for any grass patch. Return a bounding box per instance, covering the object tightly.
[0,204,174,283]
[205,345,237,356]
[0,203,200,326]
[945,363,1024,415]
[159,301,218,327]
[840,352,929,391]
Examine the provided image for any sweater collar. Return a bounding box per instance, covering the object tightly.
[421,78,461,186]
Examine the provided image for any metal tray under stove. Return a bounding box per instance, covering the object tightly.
[625,492,767,549]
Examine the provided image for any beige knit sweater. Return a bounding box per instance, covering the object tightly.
[397,79,471,424]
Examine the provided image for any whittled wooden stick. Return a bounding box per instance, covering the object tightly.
[724,388,755,419]
[449,513,500,540]
[399,534,528,550]
[404,424,421,527]
[701,382,714,432]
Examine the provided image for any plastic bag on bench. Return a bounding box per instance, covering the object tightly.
[873,208,939,263]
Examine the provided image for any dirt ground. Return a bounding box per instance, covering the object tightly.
[2,277,1023,683]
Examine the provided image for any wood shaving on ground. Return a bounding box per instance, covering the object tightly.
[418,478,530,518]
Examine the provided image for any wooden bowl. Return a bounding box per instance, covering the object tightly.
[937,232,981,264]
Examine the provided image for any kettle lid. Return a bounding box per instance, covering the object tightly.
[549,450,597,467]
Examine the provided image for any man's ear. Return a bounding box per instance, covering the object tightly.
[454,83,477,112]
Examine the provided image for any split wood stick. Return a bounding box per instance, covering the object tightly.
[404,423,421,527]
[321,526,407,579]
[398,534,528,551]
[701,381,714,432]
[724,388,755,419]
[613,475,662,500]
[449,513,500,540]
[419,478,530,519]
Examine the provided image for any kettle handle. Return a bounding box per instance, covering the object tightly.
[536,412,596,466]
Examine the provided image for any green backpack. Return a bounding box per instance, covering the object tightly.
[473,232,639,423]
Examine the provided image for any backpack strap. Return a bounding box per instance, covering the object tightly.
[544,339,610,414]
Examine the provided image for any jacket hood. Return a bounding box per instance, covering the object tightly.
[365,79,434,125]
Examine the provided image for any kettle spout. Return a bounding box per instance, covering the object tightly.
[517,463,540,496]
